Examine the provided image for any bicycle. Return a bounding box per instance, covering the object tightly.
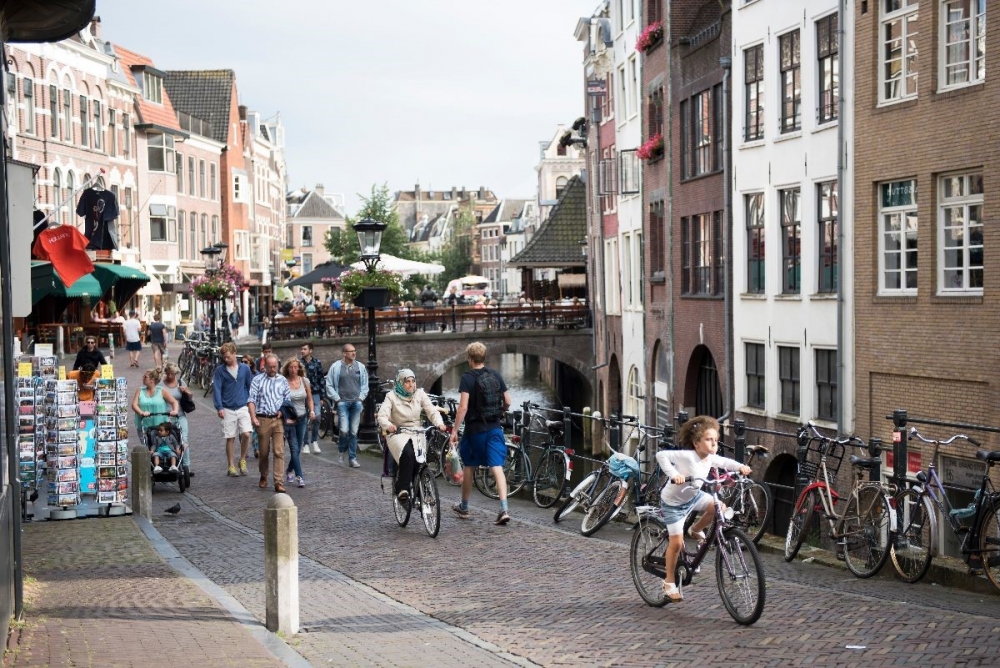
[716,444,773,544]
[890,426,1000,589]
[629,474,767,625]
[784,422,897,578]
[318,396,335,440]
[382,426,441,538]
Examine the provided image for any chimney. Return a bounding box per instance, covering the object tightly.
[90,16,101,39]
[478,186,486,200]
[460,187,467,200]
[450,187,457,200]
[315,183,325,196]
[238,105,247,120]
[415,183,421,199]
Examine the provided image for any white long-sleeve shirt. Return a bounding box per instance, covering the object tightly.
[655,449,744,506]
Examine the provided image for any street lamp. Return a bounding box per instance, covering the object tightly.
[214,243,230,341]
[200,244,222,345]
[499,235,507,300]
[353,217,387,442]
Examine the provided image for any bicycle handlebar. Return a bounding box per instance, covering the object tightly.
[908,425,981,447]
[802,421,866,448]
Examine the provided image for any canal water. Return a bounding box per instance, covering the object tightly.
[438,353,559,410]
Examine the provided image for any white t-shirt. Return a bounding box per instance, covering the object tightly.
[655,449,744,506]
[122,318,141,343]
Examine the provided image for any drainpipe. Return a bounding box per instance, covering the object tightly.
[720,55,734,421]
[836,0,846,436]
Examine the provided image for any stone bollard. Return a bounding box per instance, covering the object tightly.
[131,446,152,520]
[591,411,604,456]
[265,493,299,635]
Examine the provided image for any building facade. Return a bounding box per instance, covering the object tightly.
[285,184,346,297]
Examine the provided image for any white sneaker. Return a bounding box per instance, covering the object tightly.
[296,476,306,488]
[338,453,345,464]
[312,442,321,454]
[350,458,361,468]
[169,465,178,472]
[153,465,163,474]
[286,472,295,483]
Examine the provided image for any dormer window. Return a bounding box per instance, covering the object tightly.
[143,71,163,103]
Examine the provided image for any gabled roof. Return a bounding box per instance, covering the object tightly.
[288,190,344,220]
[112,44,183,133]
[482,199,530,224]
[508,176,585,269]
[163,70,236,144]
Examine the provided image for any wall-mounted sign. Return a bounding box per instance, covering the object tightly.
[587,79,607,96]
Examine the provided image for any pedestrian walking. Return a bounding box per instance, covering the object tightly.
[248,353,291,493]
[123,310,142,368]
[450,341,512,525]
[299,342,326,454]
[212,341,254,477]
[158,363,193,471]
[325,343,368,468]
[282,358,315,488]
[148,312,168,368]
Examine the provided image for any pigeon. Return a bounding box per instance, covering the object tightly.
[28,489,38,504]
[164,503,181,515]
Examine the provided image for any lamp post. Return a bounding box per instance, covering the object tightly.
[200,244,222,346]
[214,243,230,341]
[499,234,507,300]
[354,217,387,443]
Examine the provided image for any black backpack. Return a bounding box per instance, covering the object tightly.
[472,368,504,422]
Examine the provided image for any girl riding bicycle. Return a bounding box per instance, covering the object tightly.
[656,415,751,601]
[377,368,447,502]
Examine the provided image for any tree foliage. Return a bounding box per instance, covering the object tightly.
[435,207,476,289]
[324,183,413,266]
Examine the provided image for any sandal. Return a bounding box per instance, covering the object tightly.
[663,581,683,602]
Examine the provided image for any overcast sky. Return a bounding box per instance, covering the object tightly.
[100,1,599,215]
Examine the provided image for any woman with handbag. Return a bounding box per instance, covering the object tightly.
[281,358,314,488]
[159,363,195,471]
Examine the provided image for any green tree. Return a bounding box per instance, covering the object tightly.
[437,208,476,287]
[324,183,413,265]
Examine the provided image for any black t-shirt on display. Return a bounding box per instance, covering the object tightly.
[76,188,120,251]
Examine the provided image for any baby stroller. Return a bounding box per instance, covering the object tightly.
[142,414,189,493]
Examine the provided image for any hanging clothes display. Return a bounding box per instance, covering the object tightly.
[32,226,95,287]
[76,187,120,251]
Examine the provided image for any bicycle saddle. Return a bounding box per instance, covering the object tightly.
[746,445,769,456]
[849,455,881,469]
[976,450,1000,463]
[545,420,564,432]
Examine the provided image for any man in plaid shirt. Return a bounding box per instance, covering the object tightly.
[299,343,326,454]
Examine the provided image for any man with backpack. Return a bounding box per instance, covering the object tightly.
[450,341,512,525]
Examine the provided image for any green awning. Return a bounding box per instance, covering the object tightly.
[91,262,150,291]
[31,261,104,304]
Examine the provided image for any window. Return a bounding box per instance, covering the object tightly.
[234,230,250,260]
[149,203,175,242]
[23,78,34,135]
[599,148,618,199]
[882,0,919,102]
[779,30,801,132]
[602,70,615,121]
[66,172,74,222]
[628,56,639,118]
[816,349,837,421]
[647,86,664,141]
[649,199,665,275]
[817,14,839,123]
[48,84,57,138]
[199,159,206,198]
[147,133,175,172]
[779,188,801,293]
[555,176,568,200]
[122,113,130,159]
[620,149,640,195]
[618,65,628,119]
[142,71,163,103]
[626,366,643,420]
[108,109,116,156]
[646,0,662,25]
[941,0,985,88]
[302,225,313,247]
[746,193,765,293]
[211,215,219,244]
[605,237,620,314]
[62,88,71,142]
[302,252,313,275]
[816,181,839,293]
[210,163,217,200]
[744,45,764,141]
[176,153,184,194]
[190,218,197,259]
[178,211,186,260]
[233,173,247,203]
[681,212,722,296]
[79,96,88,147]
[879,179,918,293]
[778,345,800,415]
[92,101,101,150]
[52,168,61,224]
[681,86,722,178]
[200,214,208,250]
[122,188,133,247]
[745,343,765,409]
[938,171,983,292]
[187,156,195,194]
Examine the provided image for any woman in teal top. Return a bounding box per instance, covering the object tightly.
[131,367,179,436]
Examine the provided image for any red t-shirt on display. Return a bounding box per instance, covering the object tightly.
[32,226,95,287]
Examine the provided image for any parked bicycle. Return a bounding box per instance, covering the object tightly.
[890,426,1000,590]
[630,474,766,625]
[784,422,897,578]
[717,445,773,544]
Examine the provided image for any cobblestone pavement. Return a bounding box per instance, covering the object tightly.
[142,348,1000,668]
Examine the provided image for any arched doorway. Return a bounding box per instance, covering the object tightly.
[607,354,622,417]
[687,345,723,418]
[766,453,799,536]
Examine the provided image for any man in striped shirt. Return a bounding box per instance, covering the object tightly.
[248,353,292,493]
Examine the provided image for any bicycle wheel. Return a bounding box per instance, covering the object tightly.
[532,449,566,508]
[474,466,498,499]
[630,516,669,607]
[716,527,766,625]
[841,487,892,578]
[392,476,412,527]
[554,471,599,523]
[505,446,529,497]
[890,489,935,583]
[417,469,440,538]
[319,401,335,439]
[734,481,772,544]
[978,502,1000,592]
[784,489,816,562]
[580,478,626,537]
[425,431,446,478]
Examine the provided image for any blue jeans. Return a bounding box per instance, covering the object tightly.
[284,418,307,478]
[337,400,363,459]
[307,408,320,445]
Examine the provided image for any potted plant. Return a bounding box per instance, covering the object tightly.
[191,264,245,301]
[327,268,405,308]
[637,132,665,161]
[636,21,664,53]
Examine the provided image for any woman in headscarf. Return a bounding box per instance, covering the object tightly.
[377,368,447,501]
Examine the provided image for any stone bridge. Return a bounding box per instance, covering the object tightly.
[268,327,594,391]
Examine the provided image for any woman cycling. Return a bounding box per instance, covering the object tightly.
[377,368,447,502]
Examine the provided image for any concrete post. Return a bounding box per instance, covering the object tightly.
[265,493,299,635]
[582,407,592,452]
[131,446,152,520]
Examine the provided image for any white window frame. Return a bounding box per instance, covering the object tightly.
[302,252,314,275]
[617,64,628,124]
[234,230,251,261]
[878,179,919,295]
[628,55,639,120]
[937,171,983,294]
[938,0,986,91]
[880,0,920,104]
[626,365,644,425]
[605,237,621,315]
[301,225,314,247]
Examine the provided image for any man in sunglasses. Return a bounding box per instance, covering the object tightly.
[72,337,107,371]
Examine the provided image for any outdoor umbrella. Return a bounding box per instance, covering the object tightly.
[286,260,350,288]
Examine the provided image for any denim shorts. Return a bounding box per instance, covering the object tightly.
[459,427,507,467]
[661,491,711,535]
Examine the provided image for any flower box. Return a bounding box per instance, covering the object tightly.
[637,133,665,161]
[353,286,391,309]
[636,21,664,53]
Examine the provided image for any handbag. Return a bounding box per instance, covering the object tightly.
[178,382,196,414]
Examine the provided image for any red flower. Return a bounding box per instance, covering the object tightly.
[635,21,663,53]
[637,133,664,161]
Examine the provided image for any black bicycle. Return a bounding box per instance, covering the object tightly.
[382,427,440,538]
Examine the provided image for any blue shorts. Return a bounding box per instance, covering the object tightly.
[126,341,142,352]
[154,446,177,461]
[459,427,506,467]
[660,492,712,534]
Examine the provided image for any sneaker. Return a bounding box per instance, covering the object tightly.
[239,459,248,476]
[350,458,361,468]
[297,476,306,488]
[338,453,345,464]
[153,465,163,474]
[494,510,511,526]
[227,466,239,477]
[169,465,178,472]
[286,472,295,483]
[452,503,471,519]
[312,442,321,454]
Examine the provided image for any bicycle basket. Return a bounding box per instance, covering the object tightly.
[608,452,640,480]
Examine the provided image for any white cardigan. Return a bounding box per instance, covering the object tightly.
[377,389,445,460]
